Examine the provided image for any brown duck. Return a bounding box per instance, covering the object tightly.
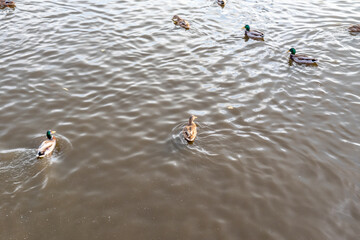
[183,115,197,142]
[349,24,360,33]
[0,0,15,8]
[172,15,190,30]
[217,0,227,7]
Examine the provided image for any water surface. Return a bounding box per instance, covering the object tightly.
[1,0,360,239]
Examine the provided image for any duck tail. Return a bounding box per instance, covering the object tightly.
[36,151,44,158]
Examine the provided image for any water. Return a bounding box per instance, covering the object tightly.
[1,0,360,239]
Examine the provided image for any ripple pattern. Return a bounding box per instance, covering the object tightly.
[1,0,360,240]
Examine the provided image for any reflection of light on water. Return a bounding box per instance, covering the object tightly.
[0,148,47,195]
[188,110,210,117]
[167,160,178,167]
[49,156,60,164]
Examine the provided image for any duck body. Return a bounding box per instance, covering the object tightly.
[288,48,317,65]
[289,54,317,64]
[243,25,264,39]
[37,130,56,158]
[172,15,190,30]
[0,0,15,8]
[349,24,360,32]
[183,115,197,142]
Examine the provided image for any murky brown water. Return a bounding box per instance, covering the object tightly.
[1,0,360,239]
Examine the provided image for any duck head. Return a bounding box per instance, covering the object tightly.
[243,25,250,31]
[288,48,296,54]
[3,0,15,7]
[217,0,227,6]
[172,15,181,23]
[189,115,197,124]
[46,130,56,140]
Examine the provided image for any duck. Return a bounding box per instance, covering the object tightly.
[183,115,198,142]
[288,48,317,64]
[217,0,227,7]
[0,0,16,8]
[242,25,264,39]
[37,130,56,158]
[348,24,360,32]
[172,15,190,30]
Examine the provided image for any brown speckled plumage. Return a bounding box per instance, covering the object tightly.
[183,115,197,142]
[172,15,190,30]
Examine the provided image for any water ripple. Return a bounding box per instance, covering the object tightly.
[1,0,360,239]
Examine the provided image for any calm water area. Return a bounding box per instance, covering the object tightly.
[1,0,360,239]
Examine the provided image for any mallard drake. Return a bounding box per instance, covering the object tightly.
[172,15,190,30]
[183,115,197,142]
[242,25,264,39]
[288,48,318,64]
[348,24,360,32]
[37,130,56,158]
[217,0,227,7]
[0,0,15,8]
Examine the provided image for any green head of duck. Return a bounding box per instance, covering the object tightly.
[46,130,56,140]
[289,48,296,54]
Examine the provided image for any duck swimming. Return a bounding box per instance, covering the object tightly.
[183,115,197,142]
[243,25,264,39]
[288,48,317,65]
[348,24,360,33]
[217,0,227,7]
[172,15,190,30]
[37,130,56,158]
[0,0,15,8]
